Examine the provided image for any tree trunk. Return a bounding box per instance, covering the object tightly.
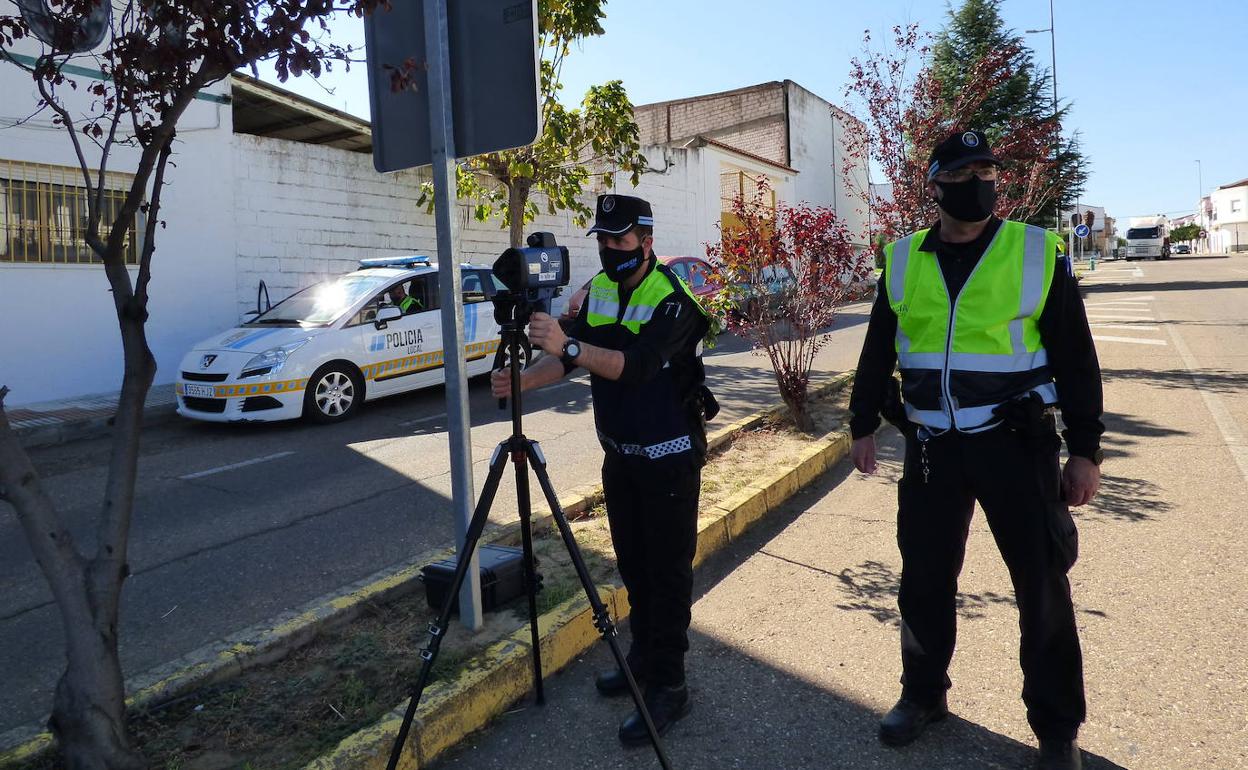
[49,633,144,770]
[508,179,531,248]
[779,377,815,434]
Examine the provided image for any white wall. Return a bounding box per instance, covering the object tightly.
[0,47,236,406]
[785,82,869,246]
[1212,185,1248,252]
[232,137,718,317]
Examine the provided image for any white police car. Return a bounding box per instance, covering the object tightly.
[176,256,502,423]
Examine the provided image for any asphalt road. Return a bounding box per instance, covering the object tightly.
[0,304,871,733]
[432,254,1248,770]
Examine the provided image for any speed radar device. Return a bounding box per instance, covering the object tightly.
[487,231,570,318]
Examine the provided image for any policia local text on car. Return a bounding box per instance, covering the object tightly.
[848,130,1105,770]
[491,194,717,747]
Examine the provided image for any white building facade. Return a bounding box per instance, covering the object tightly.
[2,67,866,407]
[1209,179,1248,253]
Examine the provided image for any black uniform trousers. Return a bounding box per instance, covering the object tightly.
[896,422,1086,741]
[602,451,701,687]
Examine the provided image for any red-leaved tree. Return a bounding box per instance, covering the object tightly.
[706,180,871,432]
[0,2,386,767]
[841,24,1061,242]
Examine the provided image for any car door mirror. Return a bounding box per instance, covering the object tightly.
[375,305,402,329]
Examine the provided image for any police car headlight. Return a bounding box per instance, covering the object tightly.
[240,340,310,378]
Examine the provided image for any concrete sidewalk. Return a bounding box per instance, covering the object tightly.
[6,384,178,449]
[429,424,1239,770]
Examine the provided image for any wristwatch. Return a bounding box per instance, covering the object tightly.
[560,338,582,367]
[1081,448,1104,466]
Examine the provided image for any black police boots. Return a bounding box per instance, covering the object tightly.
[878,693,949,746]
[595,665,644,697]
[1036,739,1082,770]
[618,682,691,747]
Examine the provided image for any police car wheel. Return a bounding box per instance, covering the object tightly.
[304,363,363,423]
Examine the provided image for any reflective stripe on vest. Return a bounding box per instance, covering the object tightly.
[585,264,706,334]
[884,221,1060,432]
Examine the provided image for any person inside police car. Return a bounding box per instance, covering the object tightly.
[491,193,716,747]
[847,129,1104,770]
[388,281,420,314]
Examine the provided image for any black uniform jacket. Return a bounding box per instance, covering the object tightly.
[848,217,1105,460]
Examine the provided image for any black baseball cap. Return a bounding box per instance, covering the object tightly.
[586,194,654,236]
[927,130,1001,181]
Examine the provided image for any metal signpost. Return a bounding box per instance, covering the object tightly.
[364,0,540,629]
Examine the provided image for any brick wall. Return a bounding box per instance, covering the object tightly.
[635,83,787,166]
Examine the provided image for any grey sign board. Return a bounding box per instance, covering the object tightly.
[364,0,541,172]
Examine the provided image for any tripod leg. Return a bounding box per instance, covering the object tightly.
[511,435,546,704]
[525,441,675,770]
[386,441,511,770]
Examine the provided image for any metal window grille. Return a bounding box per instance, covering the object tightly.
[0,159,140,265]
[719,168,777,217]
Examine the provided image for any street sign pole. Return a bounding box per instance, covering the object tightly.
[424,0,482,629]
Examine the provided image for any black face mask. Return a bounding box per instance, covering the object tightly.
[599,244,646,283]
[934,177,997,223]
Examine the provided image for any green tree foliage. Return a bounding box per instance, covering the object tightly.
[931,0,1087,227]
[421,0,648,247]
[1171,223,1201,242]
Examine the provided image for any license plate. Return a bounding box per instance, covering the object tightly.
[183,383,217,398]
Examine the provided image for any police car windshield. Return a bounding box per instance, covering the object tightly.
[247,275,391,326]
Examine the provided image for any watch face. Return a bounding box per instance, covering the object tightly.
[567,342,580,357]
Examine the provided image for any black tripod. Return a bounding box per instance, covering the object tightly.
[386,305,674,770]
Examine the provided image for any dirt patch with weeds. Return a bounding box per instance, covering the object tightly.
[13,389,848,770]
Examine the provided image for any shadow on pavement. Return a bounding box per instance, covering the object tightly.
[1082,279,1248,295]
[1102,366,1248,395]
[433,436,1128,770]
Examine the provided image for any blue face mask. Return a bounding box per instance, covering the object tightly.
[599,244,646,282]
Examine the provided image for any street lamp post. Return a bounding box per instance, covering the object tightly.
[1026,0,1059,234]
[1195,159,1204,253]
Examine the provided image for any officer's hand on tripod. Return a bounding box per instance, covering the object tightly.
[527,312,566,356]
[491,367,517,399]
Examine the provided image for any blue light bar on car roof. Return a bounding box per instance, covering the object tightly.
[357,255,432,269]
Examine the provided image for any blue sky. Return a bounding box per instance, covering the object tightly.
[261,0,1248,225]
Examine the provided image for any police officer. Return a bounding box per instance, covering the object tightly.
[491,194,714,746]
[848,130,1104,770]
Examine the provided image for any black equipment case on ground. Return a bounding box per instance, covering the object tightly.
[419,544,540,613]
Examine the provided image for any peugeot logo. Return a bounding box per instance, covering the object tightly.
[200,354,217,369]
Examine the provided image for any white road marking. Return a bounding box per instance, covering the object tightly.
[1089,324,1160,332]
[1084,300,1153,307]
[179,451,296,480]
[1086,314,1156,322]
[399,414,444,428]
[1091,335,1167,346]
[1167,323,1248,484]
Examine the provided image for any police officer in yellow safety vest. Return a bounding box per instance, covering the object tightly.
[491,194,716,747]
[848,130,1104,770]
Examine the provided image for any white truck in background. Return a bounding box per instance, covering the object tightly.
[1124,215,1171,260]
